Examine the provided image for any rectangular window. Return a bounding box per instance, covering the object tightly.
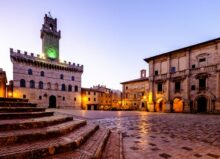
[170,67,176,73]
[134,94,136,99]
[199,58,206,62]
[192,64,195,69]
[157,83,163,92]
[191,85,195,90]
[155,70,158,76]
[88,98,90,101]
[94,98,96,101]
[199,78,206,90]
[175,81,181,93]
[88,91,90,95]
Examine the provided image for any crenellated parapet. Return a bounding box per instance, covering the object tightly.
[10,48,83,73]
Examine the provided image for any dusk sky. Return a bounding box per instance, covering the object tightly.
[1,0,220,90]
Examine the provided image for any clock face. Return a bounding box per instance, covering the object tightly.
[46,47,57,59]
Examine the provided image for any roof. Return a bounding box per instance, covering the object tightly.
[144,37,220,63]
[81,88,103,93]
[120,77,148,84]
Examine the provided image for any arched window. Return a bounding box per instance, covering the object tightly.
[61,84,66,91]
[71,76,75,81]
[47,82,51,90]
[40,71,44,77]
[68,85,72,92]
[60,74,64,80]
[20,79,26,87]
[30,80,35,88]
[55,83,59,90]
[28,69,32,75]
[49,24,53,30]
[75,85,78,92]
[39,81,43,89]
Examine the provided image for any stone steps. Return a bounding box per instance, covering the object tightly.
[0,97,29,103]
[0,107,45,112]
[101,132,123,159]
[0,120,87,146]
[0,124,99,159]
[44,128,110,159]
[0,111,54,120]
[0,97,123,159]
[0,102,37,107]
[0,115,73,131]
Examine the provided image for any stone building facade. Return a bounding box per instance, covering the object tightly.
[121,70,149,110]
[10,14,83,109]
[144,38,220,113]
[0,69,7,98]
[81,85,122,110]
[81,88,101,110]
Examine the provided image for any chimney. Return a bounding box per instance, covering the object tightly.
[140,69,146,78]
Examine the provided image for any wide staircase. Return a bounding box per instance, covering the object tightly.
[0,97,123,159]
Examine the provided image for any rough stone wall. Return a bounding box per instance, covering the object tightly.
[81,89,100,109]
[12,61,82,109]
[122,80,149,110]
[147,41,220,113]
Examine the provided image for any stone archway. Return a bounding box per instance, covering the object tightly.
[155,98,166,112]
[49,95,56,108]
[172,97,183,113]
[197,96,207,113]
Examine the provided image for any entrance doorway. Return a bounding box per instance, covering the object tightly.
[159,101,163,112]
[197,96,207,113]
[173,98,183,112]
[49,95,56,108]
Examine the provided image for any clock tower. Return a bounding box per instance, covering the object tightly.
[41,13,61,61]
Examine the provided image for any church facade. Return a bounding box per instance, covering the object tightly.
[10,14,83,109]
[144,38,220,113]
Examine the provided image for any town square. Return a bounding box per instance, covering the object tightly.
[0,0,220,158]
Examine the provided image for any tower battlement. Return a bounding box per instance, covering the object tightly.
[10,48,83,72]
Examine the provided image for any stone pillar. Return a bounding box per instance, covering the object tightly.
[165,56,171,112]
[183,50,191,113]
[148,60,155,112]
[215,72,220,112]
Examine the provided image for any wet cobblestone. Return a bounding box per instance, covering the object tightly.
[52,110,220,159]
[92,113,220,159]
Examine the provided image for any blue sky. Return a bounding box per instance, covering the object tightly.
[1,0,220,90]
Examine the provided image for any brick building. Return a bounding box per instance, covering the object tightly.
[144,37,220,113]
[10,14,83,109]
[81,85,122,110]
[121,70,149,110]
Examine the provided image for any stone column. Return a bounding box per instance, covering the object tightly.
[148,60,155,112]
[184,50,191,112]
[215,72,220,112]
[165,55,171,112]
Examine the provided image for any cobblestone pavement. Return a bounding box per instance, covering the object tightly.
[51,109,220,159]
